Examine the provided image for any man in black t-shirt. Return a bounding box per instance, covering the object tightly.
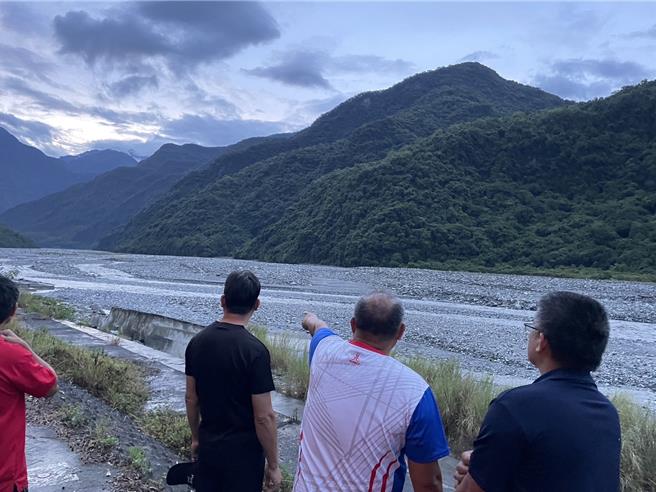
[454,291,621,492]
[185,270,281,492]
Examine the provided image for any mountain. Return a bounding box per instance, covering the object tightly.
[0,224,34,248]
[0,127,82,213]
[60,149,137,179]
[104,63,566,255]
[237,80,656,275]
[0,144,225,248]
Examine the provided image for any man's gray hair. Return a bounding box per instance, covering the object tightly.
[354,292,404,340]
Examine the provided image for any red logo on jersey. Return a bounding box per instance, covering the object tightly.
[349,352,362,365]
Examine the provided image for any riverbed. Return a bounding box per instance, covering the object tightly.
[1,248,654,408]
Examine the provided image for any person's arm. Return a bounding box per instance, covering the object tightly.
[250,349,281,491]
[406,388,450,492]
[302,312,336,365]
[185,375,200,460]
[1,328,58,397]
[252,392,282,491]
[455,399,526,492]
[301,312,327,337]
[409,460,443,492]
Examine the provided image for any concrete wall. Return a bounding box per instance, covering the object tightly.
[99,307,203,359]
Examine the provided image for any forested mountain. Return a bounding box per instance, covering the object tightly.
[60,149,137,179]
[0,143,226,248]
[239,80,656,274]
[0,224,34,248]
[104,63,566,255]
[0,127,80,212]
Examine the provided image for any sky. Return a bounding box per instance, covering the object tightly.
[0,1,655,158]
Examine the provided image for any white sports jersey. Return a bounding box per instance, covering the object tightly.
[293,329,449,492]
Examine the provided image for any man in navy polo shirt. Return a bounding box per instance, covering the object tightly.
[454,291,621,492]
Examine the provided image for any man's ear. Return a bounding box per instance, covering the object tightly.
[396,323,406,341]
[220,295,226,309]
[254,299,260,311]
[350,317,357,335]
[536,332,548,353]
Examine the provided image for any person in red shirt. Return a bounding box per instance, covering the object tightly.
[0,276,58,492]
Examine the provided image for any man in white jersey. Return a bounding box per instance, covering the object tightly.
[294,292,449,492]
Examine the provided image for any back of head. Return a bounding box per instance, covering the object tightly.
[0,275,19,324]
[537,291,610,372]
[223,270,261,315]
[354,292,404,341]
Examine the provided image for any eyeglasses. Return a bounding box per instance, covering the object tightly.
[524,322,543,333]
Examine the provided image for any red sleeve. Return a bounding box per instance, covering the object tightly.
[4,343,57,397]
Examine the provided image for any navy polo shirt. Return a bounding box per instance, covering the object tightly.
[468,369,621,492]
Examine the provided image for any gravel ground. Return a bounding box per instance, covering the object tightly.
[2,248,654,406]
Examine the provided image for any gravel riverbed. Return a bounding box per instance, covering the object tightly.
[1,248,654,408]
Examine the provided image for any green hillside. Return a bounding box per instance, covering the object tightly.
[105,63,565,255]
[0,224,34,248]
[240,81,656,276]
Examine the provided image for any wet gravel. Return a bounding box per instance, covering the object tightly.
[2,248,654,406]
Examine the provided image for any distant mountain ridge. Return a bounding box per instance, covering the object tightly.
[0,126,140,213]
[103,63,566,255]
[0,143,226,248]
[60,149,137,178]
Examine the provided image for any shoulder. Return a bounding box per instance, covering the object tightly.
[0,338,30,362]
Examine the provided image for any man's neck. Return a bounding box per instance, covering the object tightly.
[536,359,563,375]
[352,331,395,355]
[218,312,252,327]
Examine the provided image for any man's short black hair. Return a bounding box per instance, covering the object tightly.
[223,270,261,315]
[354,292,404,341]
[0,275,19,324]
[537,291,610,372]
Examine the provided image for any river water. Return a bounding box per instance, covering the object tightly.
[1,248,654,408]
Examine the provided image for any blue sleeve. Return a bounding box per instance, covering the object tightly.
[468,399,526,492]
[308,328,336,365]
[405,388,450,463]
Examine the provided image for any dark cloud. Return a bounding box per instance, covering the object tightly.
[106,75,159,98]
[246,51,331,88]
[54,2,280,67]
[625,24,656,39]
[54,10,171,65]
[0,113,60,154]
[534,58,652,100]
[245,50,414,89]
[459,51,500,63]
[159,113,287,147]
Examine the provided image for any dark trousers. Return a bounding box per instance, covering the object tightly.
[196,441,265,492]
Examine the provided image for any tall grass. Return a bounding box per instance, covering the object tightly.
[405,358,498,453]
[18,292,75,320]
[11,321,149,414]
[613,394,656,491]
[250,326,310,399]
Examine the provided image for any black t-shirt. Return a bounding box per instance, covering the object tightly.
[185,322,275,447]
[469,369,621,492]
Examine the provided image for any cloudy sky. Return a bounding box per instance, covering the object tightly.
[1,1,655,157]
